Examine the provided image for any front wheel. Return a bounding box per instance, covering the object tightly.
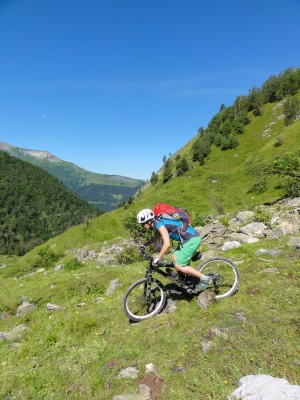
[197,257,240,299]
[123,277,167,322]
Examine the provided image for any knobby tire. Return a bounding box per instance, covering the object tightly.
[197,256,240,299]
[123,277,166,322]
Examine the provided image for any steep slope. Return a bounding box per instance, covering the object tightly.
[0,141,146,212]
[0,74,299,398]
[0,151,100,255]
[131,96,300,217]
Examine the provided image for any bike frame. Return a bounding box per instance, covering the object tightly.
[142,253,197,294]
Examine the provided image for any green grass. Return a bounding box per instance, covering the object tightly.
[0,232,299,399]
[132,97,300,216]
[1,97,300,398]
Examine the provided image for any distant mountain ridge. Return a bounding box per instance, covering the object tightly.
[0,142,61,162]
[0,141,146,212]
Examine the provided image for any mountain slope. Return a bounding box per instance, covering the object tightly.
[0,141,146,212]
[0,70,299,398]
[131,95,300,217]
[0,151,100,255]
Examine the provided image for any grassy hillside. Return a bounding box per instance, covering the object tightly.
[0,78,299,398]
[131,95,300,217]
[0,222,299,399]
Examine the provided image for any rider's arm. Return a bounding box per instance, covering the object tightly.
[143,237,154,247]
[143,230,160,247]
[155,225,170,261]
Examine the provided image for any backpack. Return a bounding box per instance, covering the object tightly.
[152,203,191,233]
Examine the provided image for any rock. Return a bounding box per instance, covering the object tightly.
[145,363,155,373]
[285,197,300,207]
[162,299,176,314]
[45,303,64,311]
[35,268,45,273]
[54,264,64,271]
[97,256,119,266]
[265,227,286,239]
[197,291,216,310]
[138,384,151,400]
[16,301,37,317]
[231,311,248,322]
[228,374,300,400]
[95,297,105,303]
[211,327,228,340]
[106,278,122,296]
[278,221,295,234]
[0,324,30,341]
[236,211,254,223]
[222,241,241,251]
[171,366,186,374]
[201,339,214,352]
[118,367,139,379]
[228,233,259,244]
[287,237,300,250]
[256,249,280,257]
[240,222,267,236]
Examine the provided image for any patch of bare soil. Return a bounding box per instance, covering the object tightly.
[136,375,164,399]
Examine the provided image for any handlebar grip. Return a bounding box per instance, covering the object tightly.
[158,259,168,267]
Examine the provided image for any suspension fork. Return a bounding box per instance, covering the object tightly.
[144,267,154,299]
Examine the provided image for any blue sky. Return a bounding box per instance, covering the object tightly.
[1,0,300,180]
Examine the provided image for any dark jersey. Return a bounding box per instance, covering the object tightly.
[155,217,200,244]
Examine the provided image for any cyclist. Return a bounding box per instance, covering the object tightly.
[137,208,212,290]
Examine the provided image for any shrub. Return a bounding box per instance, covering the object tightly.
[274,136,283,147]
[123,212,147,241]
[253,207,271,226]
[284,95,300,126]
[117,246,141,265]
[176,156,189,176]
[64,258,84,271]
[150,172,158,185]
[33,246,62,269]
[191,213,210,227]
[247,180,267,194]
[286,177,300,197]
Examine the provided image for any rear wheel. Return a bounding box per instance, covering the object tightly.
[123,277,166,322]
[197,257,240,299]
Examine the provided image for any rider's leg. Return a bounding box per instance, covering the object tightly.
[174,263,204,279]
[172,236,207,279]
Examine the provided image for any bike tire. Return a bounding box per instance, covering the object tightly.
[197,256,240,299]
[123,277,167,322]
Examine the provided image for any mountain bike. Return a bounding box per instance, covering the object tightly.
[123,250,240,322]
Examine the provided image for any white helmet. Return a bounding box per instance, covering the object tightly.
[137,209,155,224]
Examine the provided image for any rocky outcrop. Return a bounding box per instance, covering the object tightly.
[197,197,300,253]
[228,374,300,400]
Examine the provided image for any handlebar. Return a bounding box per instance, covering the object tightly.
[139,250,172,267]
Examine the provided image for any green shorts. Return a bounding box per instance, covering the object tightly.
[173,236,201,267]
